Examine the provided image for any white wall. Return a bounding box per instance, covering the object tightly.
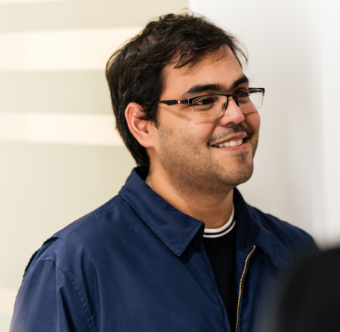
[319,2,340,245]
[190,0,340,246]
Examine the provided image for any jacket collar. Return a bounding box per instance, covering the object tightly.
[233,188,290,267]
[119,167,204,256]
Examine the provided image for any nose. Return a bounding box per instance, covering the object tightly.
[219,97,245,125]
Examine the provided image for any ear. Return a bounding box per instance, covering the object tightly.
[125,102,155,148]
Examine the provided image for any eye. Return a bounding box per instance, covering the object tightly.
[191,96,219,110]
[193,97,215,105]
[237,90,250,98]
[237,90,250,104]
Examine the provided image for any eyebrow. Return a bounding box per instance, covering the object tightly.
[184,75,249,96]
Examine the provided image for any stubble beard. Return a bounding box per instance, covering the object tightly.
[157,125,256,198]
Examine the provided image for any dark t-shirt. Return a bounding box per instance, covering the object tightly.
[203,226,237,332]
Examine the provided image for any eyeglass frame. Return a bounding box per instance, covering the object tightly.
[158,87,265,109]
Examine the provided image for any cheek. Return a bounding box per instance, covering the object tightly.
[157,109,217,149]
[246,112,261,135]
[172,120,215,148]
[245,112,260,156]
[190,118,219,144]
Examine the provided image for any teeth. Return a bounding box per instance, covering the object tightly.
[214,139,244,148]
[230,139,243,147]
[215,139,243,148]
[219,142,230,148]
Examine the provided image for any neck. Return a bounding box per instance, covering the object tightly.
[145,165,234,229]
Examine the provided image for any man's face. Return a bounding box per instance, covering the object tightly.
[149,47,261,194]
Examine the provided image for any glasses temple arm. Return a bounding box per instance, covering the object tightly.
[158,99,190,106]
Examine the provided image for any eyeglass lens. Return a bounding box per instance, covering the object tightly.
[191,90,264,119]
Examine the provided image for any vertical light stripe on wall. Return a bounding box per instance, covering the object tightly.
[0,0,188,328]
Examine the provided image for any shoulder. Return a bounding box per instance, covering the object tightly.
[25,194,132,276]
[248,204,318,253]
[234,188,316,251]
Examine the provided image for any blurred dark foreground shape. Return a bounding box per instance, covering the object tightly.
[266,247,340,332]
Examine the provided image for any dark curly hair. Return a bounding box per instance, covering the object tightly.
[106,12,247,166]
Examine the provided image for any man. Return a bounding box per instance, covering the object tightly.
[11,13,317,332]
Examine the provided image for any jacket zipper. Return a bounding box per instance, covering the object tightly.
[235,245,256,332]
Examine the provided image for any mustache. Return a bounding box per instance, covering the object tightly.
[207,123,252,145]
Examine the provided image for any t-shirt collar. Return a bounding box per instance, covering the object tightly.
[204,204,235,238]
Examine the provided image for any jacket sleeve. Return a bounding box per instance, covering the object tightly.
[10,260,91,332]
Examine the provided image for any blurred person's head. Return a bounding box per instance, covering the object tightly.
[264,248,340,332]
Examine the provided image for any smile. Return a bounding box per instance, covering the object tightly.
[212,139,244,148]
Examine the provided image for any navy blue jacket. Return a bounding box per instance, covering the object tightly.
[10,168,317,332]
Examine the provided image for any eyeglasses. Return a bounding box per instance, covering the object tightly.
[158,88,265,119]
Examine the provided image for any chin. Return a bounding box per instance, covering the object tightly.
[221,163,254,187]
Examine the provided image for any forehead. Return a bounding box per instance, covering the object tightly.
[161,47,244,98]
